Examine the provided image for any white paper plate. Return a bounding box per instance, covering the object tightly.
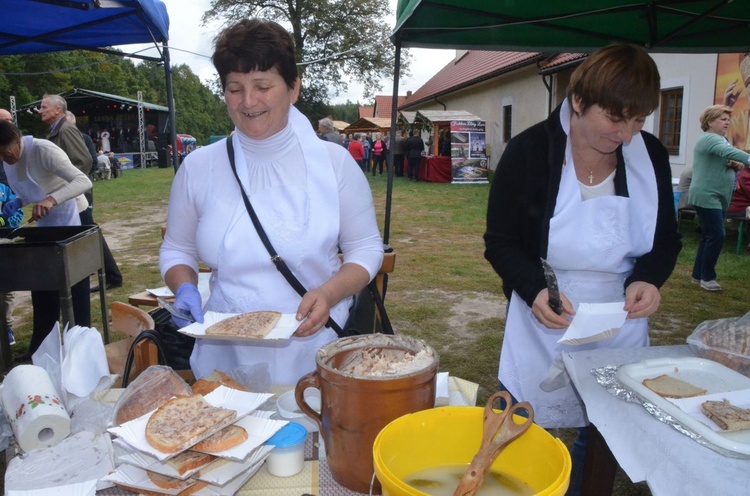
[617,356,750,455]
[178,312,301,342]
[107,387,273,461]
[197,445,273,485]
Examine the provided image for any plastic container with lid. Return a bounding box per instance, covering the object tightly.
[265,421,307,477]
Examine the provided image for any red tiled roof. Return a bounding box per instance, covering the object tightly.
[400,51,545,109]
[540,52,587,73]
[359,106,374,118]
[374,95,407,119]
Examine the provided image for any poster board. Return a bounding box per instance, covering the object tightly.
[715,53,750,152]
[450,120,489,184]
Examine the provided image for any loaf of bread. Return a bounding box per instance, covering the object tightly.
[642,374,707,398]
[166,450,216,476]
[192,425,248,453]
[701,399,750,431]
[145,395,236,454]
[191,370,248,396]
[688,318,750,375]
[147,470,197,491]
[113,365,193,425]
[116,480,208,496]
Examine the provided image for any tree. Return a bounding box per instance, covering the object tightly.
[202,0,409,116]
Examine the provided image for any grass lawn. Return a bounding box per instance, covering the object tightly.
[5,165,750,495]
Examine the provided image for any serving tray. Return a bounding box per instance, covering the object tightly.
[616,356,750,456]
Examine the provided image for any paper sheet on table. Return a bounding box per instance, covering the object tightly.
[671,388,750,432]
[4,431,114,495]
[558,302,627,345]
[147,272,211,300]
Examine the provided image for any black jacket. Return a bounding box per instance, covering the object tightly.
[484,104,682,306]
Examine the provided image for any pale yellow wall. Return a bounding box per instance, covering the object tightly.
[411,65,548,169]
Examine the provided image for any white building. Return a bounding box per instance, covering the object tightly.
[399,50,729,179]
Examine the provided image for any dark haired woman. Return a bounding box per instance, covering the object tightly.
[159,19,383,385]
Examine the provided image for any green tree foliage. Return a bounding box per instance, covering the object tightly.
[201,0,409,123]
[0,49,232,144]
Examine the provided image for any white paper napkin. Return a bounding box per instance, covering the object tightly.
[32,323,117,411]
[558,302,627,345]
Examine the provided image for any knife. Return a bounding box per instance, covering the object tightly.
[2,217,35,239]
[540,257,563,315]
[156,296,196,324]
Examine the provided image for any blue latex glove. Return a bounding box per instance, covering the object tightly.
[2,198,22,218]
[172,283,205,328]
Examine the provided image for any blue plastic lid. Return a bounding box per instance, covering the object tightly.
[266,421,307,448]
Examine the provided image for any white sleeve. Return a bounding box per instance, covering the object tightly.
[159,162,202,278]
[329,146,384,280]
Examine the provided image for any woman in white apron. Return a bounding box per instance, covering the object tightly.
[484,45,681,495]
[0,121,93,356]
[159,19,383,386]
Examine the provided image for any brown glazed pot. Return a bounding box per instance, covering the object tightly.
[295,334,439,494]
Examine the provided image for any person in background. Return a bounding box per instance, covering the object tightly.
[405,130,425,181]
[348,133,365,172]
[0,108,24,346]
[100,129,111,153]
[361,132,371,172]
[43,103,123,291]
[108,152,120,179]
[687,105,750,291]
[676,166,693,210]
[65,112,98,184]
[728,165,750,219]
[0,119,93,359]
[96,150,111,180]
[371,132,386,176]
[393,130,406,177]
[483,44,682,495]
[318,118,345,147]
[159,18,383,385]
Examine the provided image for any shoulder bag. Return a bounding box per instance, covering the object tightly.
[225,138,393,337]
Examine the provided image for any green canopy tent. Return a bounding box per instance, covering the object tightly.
[383,0,750,242]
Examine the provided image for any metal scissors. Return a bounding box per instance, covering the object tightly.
[453,391,534,496]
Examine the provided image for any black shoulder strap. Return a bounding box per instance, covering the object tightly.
[225,138,345,335]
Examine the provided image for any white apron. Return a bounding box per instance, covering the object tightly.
[4,136,80,227]
[498,99,658,428]
[190,107,343,386]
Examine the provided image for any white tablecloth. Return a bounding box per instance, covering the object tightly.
[563,345,750,496]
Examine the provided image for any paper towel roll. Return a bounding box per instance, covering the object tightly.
[1,365,70,452]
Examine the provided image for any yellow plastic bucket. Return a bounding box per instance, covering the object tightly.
[373,406,571,496]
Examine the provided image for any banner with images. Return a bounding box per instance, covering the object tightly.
[450,120,489,184]
[112,153,135,170]
[715,53,750,152]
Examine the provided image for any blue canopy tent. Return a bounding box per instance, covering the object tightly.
[0,0,180,170]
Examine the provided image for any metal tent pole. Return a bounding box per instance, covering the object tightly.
[138,91,145,166]
[384,38,402,245]
[162,43,180,172]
